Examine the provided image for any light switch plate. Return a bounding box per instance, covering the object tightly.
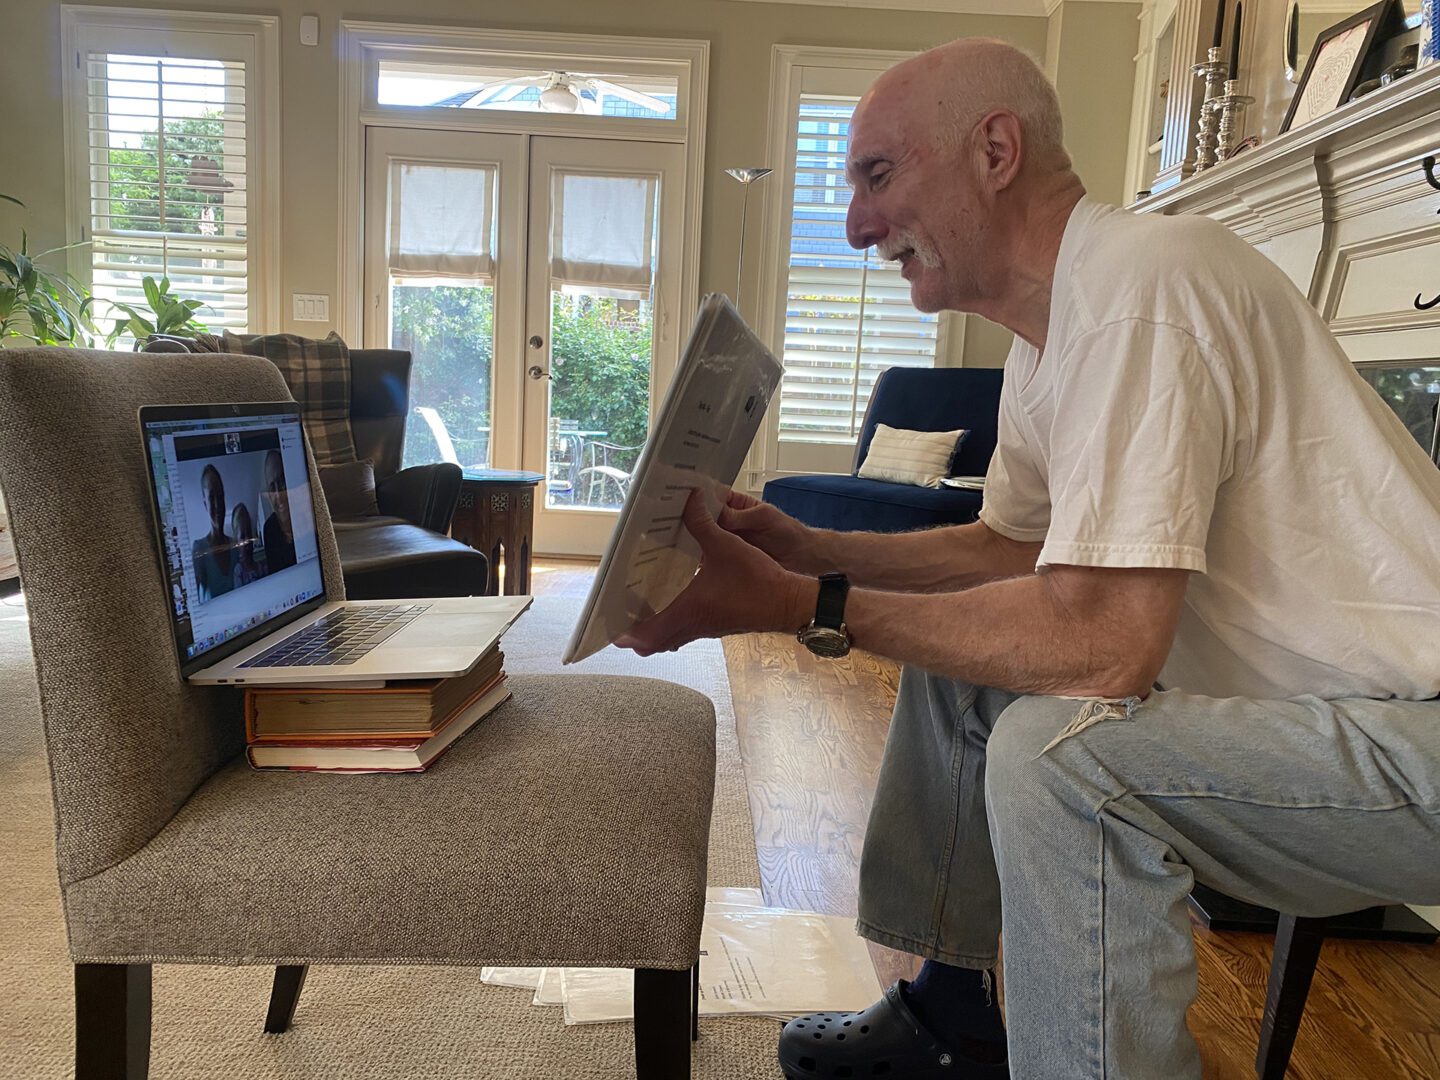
[292,293,329,322]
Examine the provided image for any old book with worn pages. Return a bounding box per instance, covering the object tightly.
[244,647,504,740]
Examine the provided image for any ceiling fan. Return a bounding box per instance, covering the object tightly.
[456,71,670,115]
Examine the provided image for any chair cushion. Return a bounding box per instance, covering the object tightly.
[856,423,969,488]
[332,519,490,600]
[855,367,1004,479]
[764,473,984,533]
[319,459,380,519]
[63,674,716,969]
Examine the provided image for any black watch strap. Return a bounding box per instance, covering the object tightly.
[815,573,850,629]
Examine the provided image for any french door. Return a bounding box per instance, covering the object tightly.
[363,127,684,557]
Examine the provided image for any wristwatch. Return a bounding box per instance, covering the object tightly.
[797,573,852,658]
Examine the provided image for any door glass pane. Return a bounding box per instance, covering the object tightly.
[385,161,497,468]
[545,171,659,511]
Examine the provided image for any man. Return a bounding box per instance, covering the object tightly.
[262,449,297,573]
[618,38,1440,1080]
[190,463,235,601]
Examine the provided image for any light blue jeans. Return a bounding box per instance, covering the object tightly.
[856,667,1440,1079]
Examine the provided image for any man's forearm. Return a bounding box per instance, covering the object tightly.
[783,567,1181,700]
[802,520,1042,592]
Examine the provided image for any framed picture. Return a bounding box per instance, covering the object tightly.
[1281,0,1406,133]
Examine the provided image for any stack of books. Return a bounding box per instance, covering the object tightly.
[244,647,509,772]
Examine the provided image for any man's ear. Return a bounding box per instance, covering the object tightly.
[971,110,1024,192]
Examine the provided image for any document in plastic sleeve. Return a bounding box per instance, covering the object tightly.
[557,906,882,1025]
[563,294,783,664]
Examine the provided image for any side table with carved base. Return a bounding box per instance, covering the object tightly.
[450,469,545,596]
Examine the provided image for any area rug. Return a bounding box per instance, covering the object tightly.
[0,588,785,1078]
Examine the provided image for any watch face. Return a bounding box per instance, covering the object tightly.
[798,625,851,658]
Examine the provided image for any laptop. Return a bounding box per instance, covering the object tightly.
[139,401,529,686]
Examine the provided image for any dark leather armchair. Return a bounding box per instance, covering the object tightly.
[338,349,489,599]
[143,337,489,599]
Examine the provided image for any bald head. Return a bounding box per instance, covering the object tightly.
[860,38,1069,176]
[843,37,1085,330]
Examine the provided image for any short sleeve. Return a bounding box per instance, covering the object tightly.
[1037,320,1233,573]
[979,374,1051,542]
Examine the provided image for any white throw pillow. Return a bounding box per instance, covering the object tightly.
[857,423,969,488]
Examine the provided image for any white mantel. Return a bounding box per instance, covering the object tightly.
[1132,63,1440,365]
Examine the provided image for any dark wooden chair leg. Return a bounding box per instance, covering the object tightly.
[691,962,700,1043]
[264,964,309,1034]
[1257,914,1329,1079]
[635,967,691,1079]
[75,963,151,1080]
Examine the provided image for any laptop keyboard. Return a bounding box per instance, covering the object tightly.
[238,604,432,668]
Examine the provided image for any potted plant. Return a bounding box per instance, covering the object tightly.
[104,273,211,347]
[0,195,95,347]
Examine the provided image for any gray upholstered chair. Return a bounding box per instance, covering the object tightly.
[0,347,716,1079]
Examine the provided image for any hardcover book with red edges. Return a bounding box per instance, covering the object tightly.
[246,677,510,773]
[244,647,503,740]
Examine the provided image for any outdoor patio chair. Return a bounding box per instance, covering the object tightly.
[579,439,641,505]
[0,346,716,1080]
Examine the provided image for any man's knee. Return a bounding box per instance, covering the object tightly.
[984,695,1097,825]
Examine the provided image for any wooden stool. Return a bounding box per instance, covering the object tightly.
[450,469,544,595]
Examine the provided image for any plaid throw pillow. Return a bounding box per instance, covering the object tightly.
[220,331,358,464]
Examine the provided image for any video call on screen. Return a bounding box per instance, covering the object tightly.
[151,415,323,663]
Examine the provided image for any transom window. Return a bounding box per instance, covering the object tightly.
[377,60,678,121]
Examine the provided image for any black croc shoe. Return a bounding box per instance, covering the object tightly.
[777,980,1009,1079]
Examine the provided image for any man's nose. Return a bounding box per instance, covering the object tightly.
[846,192,887,251]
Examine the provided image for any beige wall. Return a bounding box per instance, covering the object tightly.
[1047,1,1142,208]
[1,0,1136,368]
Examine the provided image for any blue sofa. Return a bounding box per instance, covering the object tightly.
[762,367,1004,532]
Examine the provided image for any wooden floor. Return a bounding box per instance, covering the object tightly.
[534,559,1440,1079]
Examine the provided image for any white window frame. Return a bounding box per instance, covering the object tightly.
[60,5,281,333]
[748,45,964,487]
[336,22,709,344]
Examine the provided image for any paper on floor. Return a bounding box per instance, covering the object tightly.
[558,906,882,1025]
[495,889,766,1003]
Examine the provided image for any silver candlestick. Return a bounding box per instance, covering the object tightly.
[1191,47,1228,172]
[1213,78,1255,162]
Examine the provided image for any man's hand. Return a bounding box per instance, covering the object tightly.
[715,489,826,573]
[615,489,816,656]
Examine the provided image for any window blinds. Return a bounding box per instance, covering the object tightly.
[389,162,496,282]
[86,53,250,333]
[780,96,939,444]
[550,172,657,298]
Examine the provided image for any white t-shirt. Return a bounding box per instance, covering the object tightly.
[980,197,1440,701]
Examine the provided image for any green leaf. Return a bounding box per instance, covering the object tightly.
[0,194,24,209]
[142,276,162,312]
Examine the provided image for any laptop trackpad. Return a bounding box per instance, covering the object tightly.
[388,610,519,648]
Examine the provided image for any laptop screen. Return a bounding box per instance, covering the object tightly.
[140,403,326,673]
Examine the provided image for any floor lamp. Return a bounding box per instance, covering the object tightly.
[725,167,773,318]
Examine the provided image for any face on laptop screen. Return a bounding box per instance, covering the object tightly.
[142,408,325,668]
